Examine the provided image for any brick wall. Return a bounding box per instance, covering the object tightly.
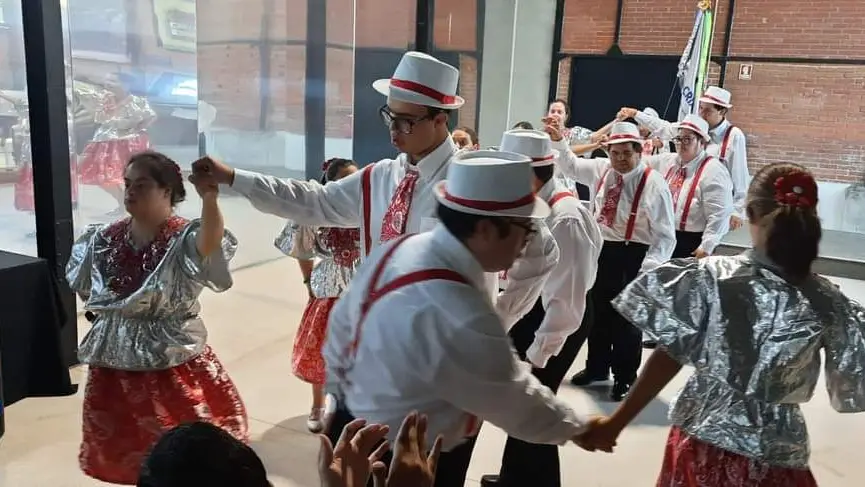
[558,0,865,183]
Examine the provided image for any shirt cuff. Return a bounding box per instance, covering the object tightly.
[231,168,258,195]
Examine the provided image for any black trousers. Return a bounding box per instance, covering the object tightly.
[495,296,591,487]
[325,404,478,487]
[673,230,703,259]
[584,241,649,384]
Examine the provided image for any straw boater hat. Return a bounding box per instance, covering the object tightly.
[499,130,558,167]
[699,86,733,108]
[434,150,550,219]
[604,122,643,145]
[673,114,711,141]
[373,51,465,109]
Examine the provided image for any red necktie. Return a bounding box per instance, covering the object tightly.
[668,166,687,209]
[380,169,420,243]
[597,173,623,228]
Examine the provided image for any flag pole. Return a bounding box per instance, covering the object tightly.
[694,0,714,101]
[705,0,722,86]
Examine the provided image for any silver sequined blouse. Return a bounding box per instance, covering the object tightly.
[613,250,865,468]
[66,218,237,371]
[274,220,361,299]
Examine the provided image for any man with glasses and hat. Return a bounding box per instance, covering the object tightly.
[322,150,605,487]
[553,121,676,402]
[191,50,558,322]
[620,86,748,231]
[636,114,733,350]
[479,130,602,487]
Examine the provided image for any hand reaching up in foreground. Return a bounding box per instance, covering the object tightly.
[372,412,443,487]
[318,418,390,487]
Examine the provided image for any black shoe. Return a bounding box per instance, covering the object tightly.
[610,381,631,402]
[643,340,657,349]
[569,369,609,387]
[480,474,501,487]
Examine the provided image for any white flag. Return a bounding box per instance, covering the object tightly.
[677,9,706,121]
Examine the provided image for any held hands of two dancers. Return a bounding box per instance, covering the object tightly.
[191,156,236,187]
[318,411,442,487]
[572,415,625,453]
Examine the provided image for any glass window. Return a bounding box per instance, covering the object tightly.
[58,0,422,270]
[0,0,37,256]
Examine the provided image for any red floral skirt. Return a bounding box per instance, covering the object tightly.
[657,426,818,487]
[14,155,79,211]
[78,133,151,186]
[80,346,248,485]
[292,297,337,385]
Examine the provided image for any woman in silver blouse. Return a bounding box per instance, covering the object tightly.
[274,158,360,434]
[66,152,247,485]
[581,163,865,486]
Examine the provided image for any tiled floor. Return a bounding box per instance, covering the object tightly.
[2,262,865,486]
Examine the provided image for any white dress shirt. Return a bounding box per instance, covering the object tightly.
[705,119,748,218]
[643,151,734,254]
[230,136,558,323]
[323,226,588,452]
[526,179,603,368]
[634,110,748,219]
[553,139,676,271]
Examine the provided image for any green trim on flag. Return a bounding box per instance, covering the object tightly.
[695,9,714,102]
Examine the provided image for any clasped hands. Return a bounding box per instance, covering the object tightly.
[571,416,622,453]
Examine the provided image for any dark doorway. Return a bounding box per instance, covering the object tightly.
[352,48,462,167]
[353,48,404,167]
[567,56,681,131]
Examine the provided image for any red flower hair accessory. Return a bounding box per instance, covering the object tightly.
[773,171,817,208]
[322,160,332,172]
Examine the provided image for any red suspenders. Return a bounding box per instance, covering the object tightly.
[360,165,374,256]
[595,166,651,242]
[719,124,735,163]
[338,233,477,436]
[664,155,713,231]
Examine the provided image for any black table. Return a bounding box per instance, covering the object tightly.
[0,251,76,406]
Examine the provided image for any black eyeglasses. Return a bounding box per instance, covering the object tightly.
[672,136,696,145]
[379,105,436,135]
[508,219,538,247]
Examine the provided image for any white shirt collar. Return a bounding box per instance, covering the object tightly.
[405,136,457,182]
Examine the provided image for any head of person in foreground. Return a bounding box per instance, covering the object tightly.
[137,421,271,487]
[746,162,821,282]
[433,150,550,272]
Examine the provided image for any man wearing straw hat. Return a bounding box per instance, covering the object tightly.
[191,50,557,324]
[553,121,676,402]
[480,130,603,487]
[322,150,606,487]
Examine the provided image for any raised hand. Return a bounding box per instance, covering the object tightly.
[319,418,391,487]
[191,155,235,186]
[542,117,563,142]
[617,107,638,121]
[372,412,442,487]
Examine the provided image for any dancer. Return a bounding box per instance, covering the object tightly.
[1,90,80,236]
[78,73,156,216]
[192,51,557,326]
[323,151,604,487]
[640,114,733,350]
[275,158,360,433]
[66,152,247,485]
[554,122,676,401]
[481,130,602,487]
[583,163,865,486]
